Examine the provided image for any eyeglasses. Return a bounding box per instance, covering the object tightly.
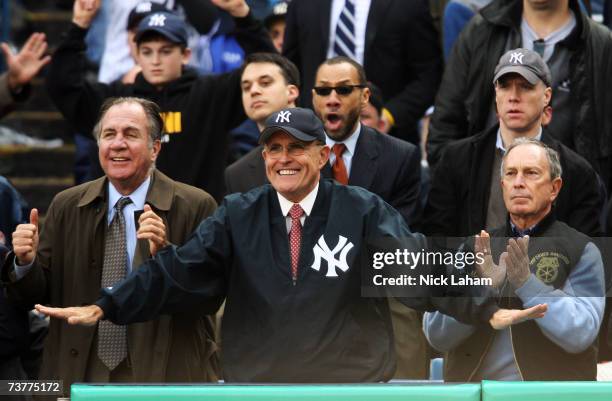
[265,142,309,159]
[313,84,366,96]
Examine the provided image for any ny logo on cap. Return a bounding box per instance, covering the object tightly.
[149,13,167,27]
[509,52,524,64]
[276,110,292,123]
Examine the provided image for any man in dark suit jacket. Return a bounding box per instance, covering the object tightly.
[312,56,426,379]
[283,0,442,144]
[225,53,300,194]
[424,48,603,238]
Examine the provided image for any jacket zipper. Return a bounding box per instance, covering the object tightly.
[467,333,495,381]
[509,325,525,380]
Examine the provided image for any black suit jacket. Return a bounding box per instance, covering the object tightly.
[225,145,267,195]
[423,124,604,237]
[283,0,442,143]
[225,125,422,227]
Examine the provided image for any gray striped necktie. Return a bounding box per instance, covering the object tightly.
[98,196,132,371]
[334,0,357,59]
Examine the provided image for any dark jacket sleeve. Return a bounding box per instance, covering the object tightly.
[559,146,604,237]
[389,141,422,228]
[281,0,300,72]
[366,194,499,324]
[422,146,459,236]
[383,0,442,134]
[427,16,477,166]
[96,202,230,324]
[232,11,276,56]
[46,23,121,135]
[0,197,58,308]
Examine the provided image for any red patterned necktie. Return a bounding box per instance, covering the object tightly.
[332,143,349,185]
[289,204,304,284]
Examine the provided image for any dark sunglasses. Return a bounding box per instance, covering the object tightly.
[313,84,366,96]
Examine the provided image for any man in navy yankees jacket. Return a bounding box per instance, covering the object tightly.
[37,108,546,382]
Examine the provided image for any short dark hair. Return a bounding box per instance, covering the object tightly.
[136,31,187,51]
[318,56,367,85]
[367,81,384,115]
[241,52,300,87]
[93,97,164,146]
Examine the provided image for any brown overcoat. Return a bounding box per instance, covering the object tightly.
[2,170,220,394]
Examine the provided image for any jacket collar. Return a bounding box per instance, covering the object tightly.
[77,169,174,211]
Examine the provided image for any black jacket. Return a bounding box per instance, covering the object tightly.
[427,0,612,190]
[283,0,442,143]
[225,125,422,226]
[424,124,603,238]
[96,179,498,382]
[47,14,275,201]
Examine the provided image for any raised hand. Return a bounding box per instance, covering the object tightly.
[489,303,547,330]
[211,0,250,18]
[72,0,101,29]
[1,33,51,90]
[137,204,168,257]
[35,304,104,326]
[506,236,531,288]
[474,230,506,288]
[12,209,39,265]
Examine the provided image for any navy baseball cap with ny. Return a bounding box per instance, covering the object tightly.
[493,48,552,87]
[260,108,327,144]
[135,11,188,46]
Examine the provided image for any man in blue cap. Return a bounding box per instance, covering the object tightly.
[36,108,547,383]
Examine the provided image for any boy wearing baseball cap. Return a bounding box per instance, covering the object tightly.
[48,0,275,202]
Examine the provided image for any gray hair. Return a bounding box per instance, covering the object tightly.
[92,97,164,147]
[501,137,562,180]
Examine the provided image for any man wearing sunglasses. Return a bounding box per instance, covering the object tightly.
[312,57,428,379]
[35,107,546,383]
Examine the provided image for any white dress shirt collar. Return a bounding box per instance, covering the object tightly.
[277,181,320,220]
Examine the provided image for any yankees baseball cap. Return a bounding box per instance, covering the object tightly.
[260,107,327,144]
[493,48,552,87]
[127,2,169,31]
[135,11,188,46]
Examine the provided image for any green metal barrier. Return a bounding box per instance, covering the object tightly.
[71,383,481,401]
[481,380,612,401]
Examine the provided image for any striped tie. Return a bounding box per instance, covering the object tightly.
[333,0,357,60]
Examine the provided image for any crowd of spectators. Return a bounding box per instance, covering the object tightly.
[2,0,612,394]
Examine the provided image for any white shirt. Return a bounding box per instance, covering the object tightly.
[326,123,361,177]
[496,126,543,152]
[277,182,319,234]
[107,176,151,271]
[326,0,372,64]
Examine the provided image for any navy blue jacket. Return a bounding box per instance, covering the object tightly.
[97,179,497,382]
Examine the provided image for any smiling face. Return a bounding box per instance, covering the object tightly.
[136,38,190,88]
[501,143,561,227]
[262,131,330,203]
[495,73,551,135]
[98,102,161,195]
[241,62,298,129]
[312,62,370,141]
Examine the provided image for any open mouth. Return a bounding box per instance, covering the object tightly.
[111,157,130,162]
[278,169,299,176]
[326,113,343,130]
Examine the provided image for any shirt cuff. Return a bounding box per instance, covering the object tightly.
[13,259,35,281]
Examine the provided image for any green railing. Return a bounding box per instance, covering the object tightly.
[69,382,612,401]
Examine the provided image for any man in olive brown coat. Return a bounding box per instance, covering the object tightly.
[1,97,220,398]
